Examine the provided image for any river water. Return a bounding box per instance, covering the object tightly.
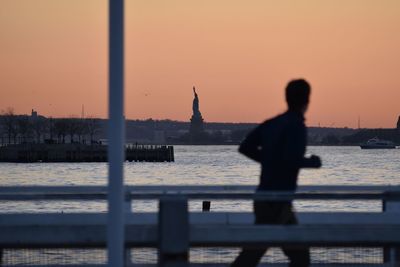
[1,145,399,264]
[1,145,399,212]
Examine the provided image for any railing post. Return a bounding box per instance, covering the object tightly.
[124,248,132,267]
[124,198,131,213]
[383,191,400,264]
[159,196,189,267]
[108,0,125,266]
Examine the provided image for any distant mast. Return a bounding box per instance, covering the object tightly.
[81,104,85,119]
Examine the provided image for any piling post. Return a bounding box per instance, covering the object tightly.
[159,196,189,267]
[202,201,211,212]
[170,146,174,162]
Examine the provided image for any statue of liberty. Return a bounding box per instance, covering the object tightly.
[189,86,204,140]
[192,86,202,118]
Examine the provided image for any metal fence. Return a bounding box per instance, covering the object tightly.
[0,247,386,266]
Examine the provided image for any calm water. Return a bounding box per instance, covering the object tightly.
[1,145,400,213]
[1,146,399,265]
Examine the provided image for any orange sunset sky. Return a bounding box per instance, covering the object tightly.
[1,0,400,128]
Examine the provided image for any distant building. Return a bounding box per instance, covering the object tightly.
[31,109,38,119]
[397,115,400,131]
[154,130,166,144]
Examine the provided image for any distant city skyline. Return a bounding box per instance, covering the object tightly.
[3,107,400,131]
[1,1,400,128]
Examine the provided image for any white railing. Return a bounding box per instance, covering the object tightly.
[1,185,400,266]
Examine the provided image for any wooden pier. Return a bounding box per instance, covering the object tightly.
[0,144,174,163]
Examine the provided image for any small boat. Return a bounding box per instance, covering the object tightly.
[360,137,396,149]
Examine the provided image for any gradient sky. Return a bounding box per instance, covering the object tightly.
[1,0,400,128]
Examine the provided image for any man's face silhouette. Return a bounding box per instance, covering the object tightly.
[301,100,309,115]
[285,79,311,114]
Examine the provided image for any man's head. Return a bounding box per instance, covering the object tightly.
[285,79,311,113]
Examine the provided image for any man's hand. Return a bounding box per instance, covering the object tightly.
[309,155,322,168]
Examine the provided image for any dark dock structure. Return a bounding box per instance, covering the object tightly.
[0,144,174,163]
[126,144,174,162]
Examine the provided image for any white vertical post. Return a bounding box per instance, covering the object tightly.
[159,196,189,267]
[108,0,125,266]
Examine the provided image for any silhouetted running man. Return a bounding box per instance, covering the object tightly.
[231,79,322,267]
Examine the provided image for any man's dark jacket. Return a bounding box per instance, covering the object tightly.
[239,111,316,191]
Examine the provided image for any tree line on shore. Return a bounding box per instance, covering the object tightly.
[0,108,102,145]
[2,108,399,146]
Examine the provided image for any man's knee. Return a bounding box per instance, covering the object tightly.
[284,248,310,267]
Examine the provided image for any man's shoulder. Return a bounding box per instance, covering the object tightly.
[253,114,286,136]
[262,113,284,124]
[261,112,304,131]
[261,113,288,127]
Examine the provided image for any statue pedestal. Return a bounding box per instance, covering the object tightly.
[190,115,204,134]
[189,115,205,143]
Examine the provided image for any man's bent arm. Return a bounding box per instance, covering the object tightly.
[238,126,262,162]
[283,123,321,169]
[283,122,309,168]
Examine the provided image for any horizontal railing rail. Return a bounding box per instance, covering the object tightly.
[0,185,400,201]
[2,211,400,227]
[2,223,400,248]
[2,212,400,247]
[0,192,398,201]
[1,184,400,193]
